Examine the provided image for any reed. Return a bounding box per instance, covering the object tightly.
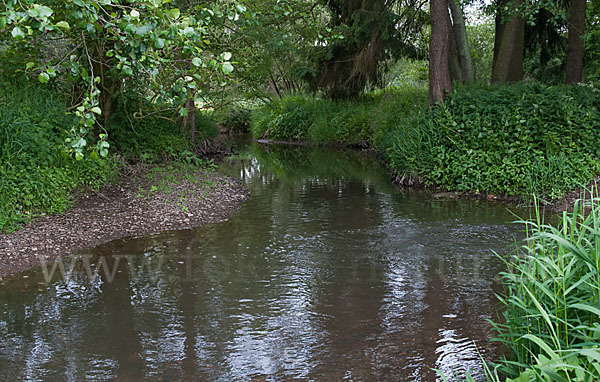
[491,188,600,381]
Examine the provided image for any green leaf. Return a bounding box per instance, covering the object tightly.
[221,62,234,74]
[192,57,202,67]
[168,9,180,19]
[154,38,165,49]
[91,107,102,115]
[73,138,87,149]
[11,26,25,39]
[55,21,70,30]
[135,24,153,37]
[130,9,140,18]
[122,65,133,76]
[36,5,53,19]
[222,52,232,61]
[38,72,50,83]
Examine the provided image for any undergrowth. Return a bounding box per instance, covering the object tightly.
[251,83,600,199]
[0,79,216,232]
[0,77,118,232]
[108,96,219,162]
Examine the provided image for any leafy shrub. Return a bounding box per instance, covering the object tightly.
[0,76,117,231]
[252,83,600,198]
[222,107,252,133]
[195,110,220,139]
[108,112,189,162]
[424,83,600,197]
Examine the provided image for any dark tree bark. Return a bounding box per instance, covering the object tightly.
[183,97,197,143]
[448,26,463,84]
[492,0,507,77]
[429,0,452,104]
[491,0,525,83]
[448,0,475,83]
[565,0,587,84]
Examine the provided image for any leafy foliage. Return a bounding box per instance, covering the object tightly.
[424,83,600,197]
[0,0,239,158]
[0,77,117,231]
[253,83,600,198]
[221,107,252,133]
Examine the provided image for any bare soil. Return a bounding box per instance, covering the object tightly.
[0,164,249,279]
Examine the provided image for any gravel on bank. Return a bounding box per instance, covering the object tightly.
[0,164,249,279]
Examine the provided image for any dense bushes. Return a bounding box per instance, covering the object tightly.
[222,107,252,133]
[251,83,600,198]
[108,98,219,161]
[423,83,600,197]
[0,78,117,231]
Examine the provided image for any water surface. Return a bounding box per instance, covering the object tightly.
[0,143,531,381]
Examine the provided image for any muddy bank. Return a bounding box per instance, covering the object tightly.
[0,164,249,279]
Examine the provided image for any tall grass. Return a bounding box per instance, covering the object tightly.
[435,192,600,382]
[491,190,600,381]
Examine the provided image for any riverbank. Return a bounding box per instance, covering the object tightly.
[250,84,600,204]
[0,163,249,279]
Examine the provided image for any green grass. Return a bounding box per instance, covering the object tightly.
[434,191,600,382]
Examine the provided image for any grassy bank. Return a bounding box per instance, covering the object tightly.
[251,83,600,200]
[0,78,218,232]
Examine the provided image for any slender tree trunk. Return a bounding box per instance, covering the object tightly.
[448,0,475,83]
[491,0,525,83]
[429,0,452,104]
[565,0,586,84]
[182,97,196,144]
[270,74,282,99]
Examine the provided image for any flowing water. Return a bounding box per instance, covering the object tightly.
[0,143,533,381]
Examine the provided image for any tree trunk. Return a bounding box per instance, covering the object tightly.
[182,98,196,144]
[565,0,586,84]
[429,0,452,104]
[448,26,463,84]
[492,0,507,77]
[491,0,525,84]
[448,0,475,83]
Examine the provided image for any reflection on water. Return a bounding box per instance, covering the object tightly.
[0,143,531,381]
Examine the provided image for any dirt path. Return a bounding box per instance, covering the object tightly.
[0,164,249,279]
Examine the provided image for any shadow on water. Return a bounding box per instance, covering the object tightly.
[0,142,536,381]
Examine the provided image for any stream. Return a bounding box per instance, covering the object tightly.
[0,142,532,381]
